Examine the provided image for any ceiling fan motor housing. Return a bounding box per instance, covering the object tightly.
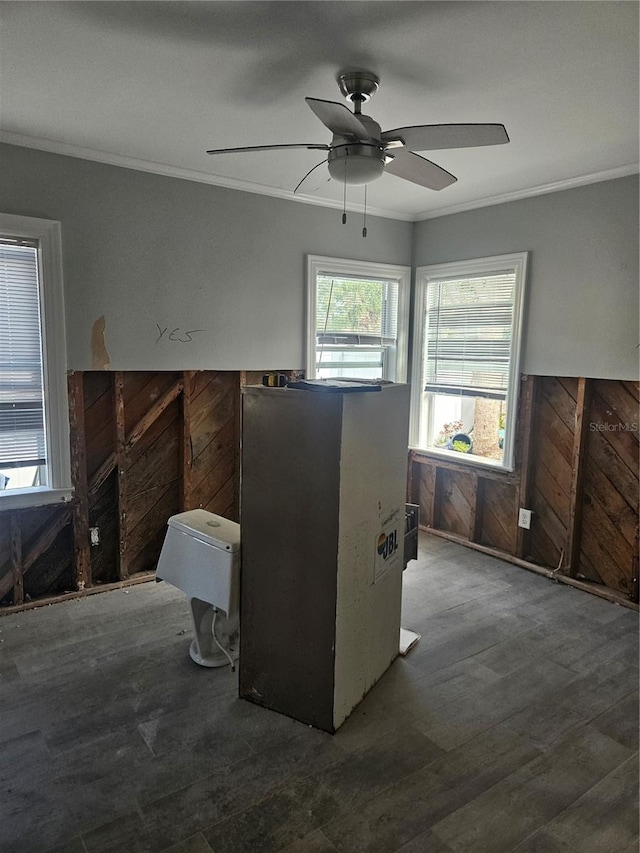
[328,143,386,185]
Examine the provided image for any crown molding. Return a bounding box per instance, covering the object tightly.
[0,131,413,222]
[413,164,639,221]
[1,131,636,224]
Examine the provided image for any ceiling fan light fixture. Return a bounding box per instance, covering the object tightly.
[327,144,385,185]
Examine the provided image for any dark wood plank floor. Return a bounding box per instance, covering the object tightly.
[0,533,637,853]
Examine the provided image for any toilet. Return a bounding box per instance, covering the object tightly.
[155,509,241,668]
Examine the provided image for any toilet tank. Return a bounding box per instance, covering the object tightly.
[156,510,241,615]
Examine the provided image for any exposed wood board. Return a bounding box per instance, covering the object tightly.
[417,460,437,529]
[468,475,484,542]
[566,378,590,577]
[88,452,117,500]
[125,377,183,451]
[532,458,571,531]
[114,371,128,580]
[204,473,236,518]
[481,479,517,554]
[88,473,119,585]
[181,370,194,511]
[529,484,566,568]
[125,405,180,499]
[589,389,639,477]
[437,470,473,538]
[189,421,237,511]
[84,373,115,478]
[123,372,179,434]
[576,547,604,585]
[540,377,578,433]
[585,416,639,509]
[593,379,640,429]
[68,372,91,590]
[190,379,237,459]
[515,375,537,558]
[582,455,638,547]
[537,396,574,469]
[125,481,180,572]
[10,513,23,606]
[580,497,633,593]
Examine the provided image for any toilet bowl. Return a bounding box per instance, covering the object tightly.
[156,509,241,668]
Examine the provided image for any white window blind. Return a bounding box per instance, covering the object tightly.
[424,270,515,399]
[0,239,46,468]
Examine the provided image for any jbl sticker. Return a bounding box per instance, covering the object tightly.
[373,507,401,582]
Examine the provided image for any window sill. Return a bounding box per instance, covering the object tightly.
[409,446,516,479]
[0,487,74,511]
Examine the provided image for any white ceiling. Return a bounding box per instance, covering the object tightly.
[1,1,638,221]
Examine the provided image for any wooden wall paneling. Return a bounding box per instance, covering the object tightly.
[114,371,128,579]
[125,376,183,452]
[83,371,115,479]
[480,478,517,554]
[578,380,639,596]
[416,459,437,529]
[528,378,575,569]
[181,370,195,511]
[88,474,119,585]
[10,512,23,606]
[468,475,484,542]
[436,469,475,538]
[0,519,11,603]
[566,377,590,577]
[126,403,181,572]
[68,372,91,590]
[515,375,537,559]
[189,372,240,521]
[16,506,73,600]
[0,506,73,602]
[190,417,238,515]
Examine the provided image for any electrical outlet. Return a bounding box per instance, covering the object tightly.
[518,508,532,529]
[90,527,100,546]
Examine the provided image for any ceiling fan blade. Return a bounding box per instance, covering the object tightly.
[381,124,509,151]
[207,143,330,155]
[305,98,369,139]
[385,151,457,191]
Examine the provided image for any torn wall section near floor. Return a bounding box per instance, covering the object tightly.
[408,376,639,606]
[0,370,257,611]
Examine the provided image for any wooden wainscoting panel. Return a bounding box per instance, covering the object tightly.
[479,477,517,553]
[189,372,240,521]
[84,371,115,479]
[578,380,639,595]
[528,377,576,569]
[1,369,247,613]
[88,473,119,585]
[435,469,475,538]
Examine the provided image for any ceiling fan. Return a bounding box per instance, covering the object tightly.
[206,71,510,194]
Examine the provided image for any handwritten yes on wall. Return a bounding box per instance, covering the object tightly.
[155,324,205,344]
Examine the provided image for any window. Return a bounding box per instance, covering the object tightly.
[410,253,528,470]
[0,214,71,508]
[306,256,410,382]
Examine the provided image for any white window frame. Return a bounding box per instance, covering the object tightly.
[0,213,72,509]
[410,252,528,472]
[306,255,411,382]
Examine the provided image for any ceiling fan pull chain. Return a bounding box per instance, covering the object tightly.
[362,186,368,238]
[342,161,347,224]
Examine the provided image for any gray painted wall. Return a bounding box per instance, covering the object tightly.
[0,143,412,370]
[413,176,639,380]
[1,143,637,379]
